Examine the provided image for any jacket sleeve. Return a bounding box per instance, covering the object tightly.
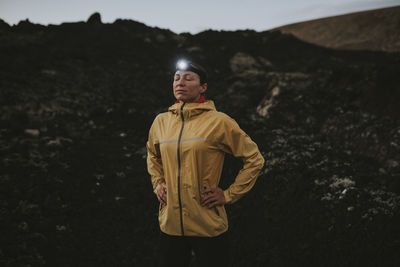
[146,115,165,195]
[218,116,265,204]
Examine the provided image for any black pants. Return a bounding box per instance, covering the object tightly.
[155,230,230,267]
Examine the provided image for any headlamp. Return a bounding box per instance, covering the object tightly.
[177,60,189,70]
[175,59,208,84]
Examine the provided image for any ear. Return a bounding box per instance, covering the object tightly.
[200,83,207,94]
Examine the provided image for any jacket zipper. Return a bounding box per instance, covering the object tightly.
[177,103,185,236]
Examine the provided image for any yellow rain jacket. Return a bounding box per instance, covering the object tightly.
[146,100,264,237]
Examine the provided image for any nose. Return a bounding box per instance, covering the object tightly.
[175,77,185,87]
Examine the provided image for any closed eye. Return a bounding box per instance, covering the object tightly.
[183,74,194,81]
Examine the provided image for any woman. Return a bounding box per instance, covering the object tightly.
[146,59,264,266]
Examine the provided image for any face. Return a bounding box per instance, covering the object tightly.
[173,70,207,103]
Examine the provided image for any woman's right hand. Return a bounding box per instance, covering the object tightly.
[156,184,167,205]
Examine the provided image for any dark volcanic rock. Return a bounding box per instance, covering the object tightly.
[0,13,399,267]
[0,19,11,32]
[15,19,46,33]
[87,12,102,24]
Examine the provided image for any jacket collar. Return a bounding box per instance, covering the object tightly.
[168,99,216,120]
[174,95,206,104]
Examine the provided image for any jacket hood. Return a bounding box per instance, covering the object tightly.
[168,100,216,120]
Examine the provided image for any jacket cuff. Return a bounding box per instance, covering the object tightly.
[223,190,232,204]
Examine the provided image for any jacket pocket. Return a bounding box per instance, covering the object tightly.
[213,206,220,217]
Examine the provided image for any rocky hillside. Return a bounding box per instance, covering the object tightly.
[271,6,400,52]
[0,13,399,267]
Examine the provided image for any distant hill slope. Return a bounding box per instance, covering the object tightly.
[270,6,400,52]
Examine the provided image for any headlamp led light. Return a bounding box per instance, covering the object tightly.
[176,60,188,70]
[175,59,208,84]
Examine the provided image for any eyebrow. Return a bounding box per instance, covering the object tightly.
[174,73,194,78]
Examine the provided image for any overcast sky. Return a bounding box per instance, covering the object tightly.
[0,0,399,33]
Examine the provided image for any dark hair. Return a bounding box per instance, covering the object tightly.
[175,60,208,85]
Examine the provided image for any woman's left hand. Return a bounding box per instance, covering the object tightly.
[200,187,226,208]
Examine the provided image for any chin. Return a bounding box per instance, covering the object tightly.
[176,96,186,101]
